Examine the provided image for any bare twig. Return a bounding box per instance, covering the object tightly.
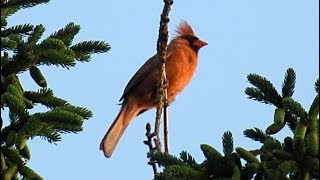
[144,0,173,177]
[163,84,169,153]
[154,0,173,151]
[143,123,157,175]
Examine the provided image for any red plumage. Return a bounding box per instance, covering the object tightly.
[100,21,207,157]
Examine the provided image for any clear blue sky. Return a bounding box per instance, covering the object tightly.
[4,0,319,179]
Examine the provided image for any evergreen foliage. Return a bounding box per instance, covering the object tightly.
[1,0,110,179]
[148,68,319,179]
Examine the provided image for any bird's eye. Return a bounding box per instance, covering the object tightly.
[181,35,198,44]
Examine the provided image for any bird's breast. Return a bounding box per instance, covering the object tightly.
[165,52,198,102]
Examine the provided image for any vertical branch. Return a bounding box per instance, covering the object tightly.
[163,88,169,153]
[144,0,173,177]
[154,0,173,152]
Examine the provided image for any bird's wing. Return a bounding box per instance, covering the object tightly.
[119,54,160,101]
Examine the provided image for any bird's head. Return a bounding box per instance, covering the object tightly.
[173,20,207,54]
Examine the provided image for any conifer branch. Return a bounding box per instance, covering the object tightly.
[282,97,307,119]
[308,94,319,120]
[1,16,8,27]
[1,0,110,177]
[148,150,185,168]
[315,78,319,93]
[71,40,110,62]
[245,87,270,104]
[27,24,45,43]
[22,116,61,143]
[2,147,24,165]
[155,165,206,180]
[180,151,198,169]
[1,37,18,50]
[222,131,234,155]
[282,68,296,98]
[1,6,19,18]
[54,105,92,120]
[38,38,76,68]
[35,109,84,133]
[18,165,43,180]
[48,22,80,46]
[244,128,276,143]
[247,73,282,106]
[24,88,68,108]
[2,42,38,76]
[1,23,34,37]
[1,0,49,10]
[149,68,319,179]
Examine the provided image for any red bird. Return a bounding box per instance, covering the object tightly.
[100,21,207,157]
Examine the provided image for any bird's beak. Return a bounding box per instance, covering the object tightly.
[194,39,208,49]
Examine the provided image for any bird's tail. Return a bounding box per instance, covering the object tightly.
[100,102,139,157]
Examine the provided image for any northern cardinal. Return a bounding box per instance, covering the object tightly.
[100,20,207,157]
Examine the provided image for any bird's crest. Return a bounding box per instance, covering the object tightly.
[175,20,195,37]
